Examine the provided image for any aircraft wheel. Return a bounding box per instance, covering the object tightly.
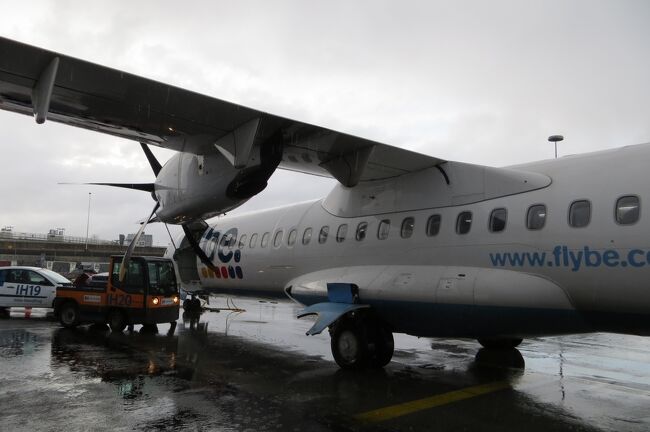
[477,338,523,350]
[108,310,127,332]
[59,302,80,328]
[330,319,369,369]
[140,324,159,334]
[368,325,394,368]
[0,307,9,318]
[183,299,191,310]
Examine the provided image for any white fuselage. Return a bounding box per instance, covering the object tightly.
[169,144,650,339]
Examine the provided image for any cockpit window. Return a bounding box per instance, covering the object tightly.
[616,195,640,225]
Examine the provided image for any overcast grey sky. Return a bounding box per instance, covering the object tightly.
[1,0,649,245]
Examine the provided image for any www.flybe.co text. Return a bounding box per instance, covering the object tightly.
[489,246,650,272]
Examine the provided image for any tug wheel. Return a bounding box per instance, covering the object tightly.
[59,302,79,328]
[108,310,127,332]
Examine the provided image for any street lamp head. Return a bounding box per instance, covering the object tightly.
[548,135,564,143]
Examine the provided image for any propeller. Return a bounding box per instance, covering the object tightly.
[117,143,162,282]
[72,142,222,282]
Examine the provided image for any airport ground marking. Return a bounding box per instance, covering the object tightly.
[355,381,511,423]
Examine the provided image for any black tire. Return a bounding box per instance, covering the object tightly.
[368,325,394,368]
[330,319,369,369]
[108,310,127,332]
[183,299,191,311]
[477,338,523,350]
[140,324,159,334]
[59,302,80,328]
[191,298,201,310]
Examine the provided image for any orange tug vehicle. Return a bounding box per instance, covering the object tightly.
[53,256,180,332]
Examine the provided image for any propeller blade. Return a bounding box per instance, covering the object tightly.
[182,223,221,274]
[140,142,162,176]
[65,182,155,192]
[119,202,160,283]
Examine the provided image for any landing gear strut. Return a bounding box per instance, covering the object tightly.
[182,296,202,313]
[329,312,394,369]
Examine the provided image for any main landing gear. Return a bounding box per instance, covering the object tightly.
[329,311,394,369]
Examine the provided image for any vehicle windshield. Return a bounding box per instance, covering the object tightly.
[39,269,72,284]
[147,261,177,296]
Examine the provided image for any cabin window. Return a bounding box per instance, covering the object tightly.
[336,224,348,243]
[287,229,297,246]
[318,226,329,244]
[273,230,283,248]
[569,200,591,228]
[489,208,507,232]
[401,217,415,238]
[456,211,472,235]
[249,233,258,248]
[526,204,547,230]
[356,222,368,241]
[302,227,312,245]
[426,214,441,236]
[261,232,270,248]
[616,195,640,225]
[238,234,247,248]
[377,219,390,240]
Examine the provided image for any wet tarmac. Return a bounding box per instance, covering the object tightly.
[0,298,649,431]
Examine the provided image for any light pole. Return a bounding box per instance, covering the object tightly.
[85,192,92,251]
[548,135,564,159]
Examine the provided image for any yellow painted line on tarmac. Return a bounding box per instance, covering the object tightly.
[355,381,511,423]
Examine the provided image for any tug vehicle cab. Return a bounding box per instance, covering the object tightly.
[54,255,179,331]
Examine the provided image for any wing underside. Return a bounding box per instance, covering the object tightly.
[0,37,443,186]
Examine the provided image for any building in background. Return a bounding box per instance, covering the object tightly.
[124,233,153,248]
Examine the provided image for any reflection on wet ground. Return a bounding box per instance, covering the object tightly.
[0,299,649,431]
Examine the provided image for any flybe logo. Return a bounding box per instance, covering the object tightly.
[490,245,650,272]
[199,227,243,280]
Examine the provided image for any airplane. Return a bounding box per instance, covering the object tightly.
[1,36,649,369]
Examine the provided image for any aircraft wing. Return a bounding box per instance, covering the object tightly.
[0,37,443,187]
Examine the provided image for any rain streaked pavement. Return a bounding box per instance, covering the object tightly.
[0,297,649,431]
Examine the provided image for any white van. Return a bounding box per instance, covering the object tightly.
[0,266,72,310]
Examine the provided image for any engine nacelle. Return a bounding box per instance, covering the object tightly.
[153,137,281,224]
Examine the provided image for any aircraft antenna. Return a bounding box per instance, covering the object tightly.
[548,135,564,159]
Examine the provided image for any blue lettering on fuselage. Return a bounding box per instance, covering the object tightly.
[490,245,650,271]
